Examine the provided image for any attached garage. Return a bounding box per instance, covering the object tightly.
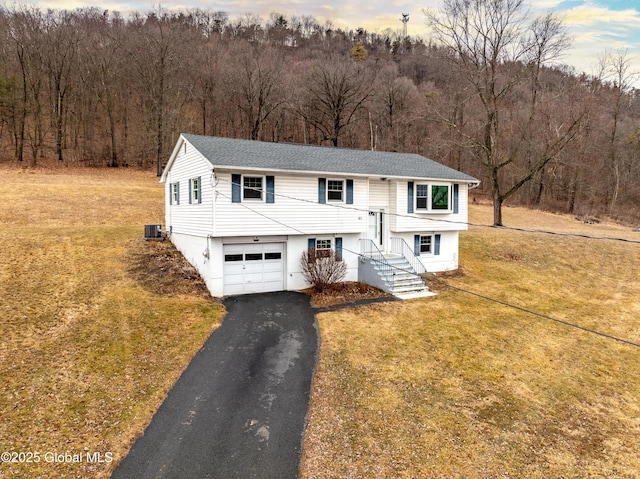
[223,242,285,295]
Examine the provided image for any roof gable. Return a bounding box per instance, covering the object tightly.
[162,134,479,183]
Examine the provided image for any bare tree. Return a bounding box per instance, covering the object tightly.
[5,6,46,164]
[229,44,286,141]
[425,0,580,225]
[299,56,374,147]
[123,8,192,174]
[596,49,638,214]
[41,9,79,162]
[372,63,419,150]
[77,9,127,166]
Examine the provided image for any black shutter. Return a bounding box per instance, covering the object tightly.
[346,179,353,204]
[266,176,275,203]
[335,237,343,260]
[434,234,441,255]
[408,181,414,213]
[231,174,241,203]
[318,178,326,204]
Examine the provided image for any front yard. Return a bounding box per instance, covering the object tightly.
[2,166,639,478]
[0,168,224,478]
[300,205,640,478]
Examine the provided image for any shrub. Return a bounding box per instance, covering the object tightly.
[300,248,347,292]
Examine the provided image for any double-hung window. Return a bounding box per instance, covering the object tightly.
[243,176,263,200]
[232,174,274,203]
[414,233,441,256]
[327,180,344,201]
[319,178,353,204]
[315,239,332,257]
[189,177,201,204]
[170,182,180,205]
[308,237,343,261]
[420,235,432,254]
[416,184,429,210]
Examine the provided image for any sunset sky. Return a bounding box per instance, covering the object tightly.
[10,0,640,84]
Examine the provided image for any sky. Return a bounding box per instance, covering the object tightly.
[9,0,640,85]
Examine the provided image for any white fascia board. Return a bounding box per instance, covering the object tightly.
[160,134,187,183]
[213,165,477,184]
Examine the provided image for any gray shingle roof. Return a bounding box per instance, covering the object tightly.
[182,134,479,183]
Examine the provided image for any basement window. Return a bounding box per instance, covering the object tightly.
[315,239,332,258]
[420,235,432,254]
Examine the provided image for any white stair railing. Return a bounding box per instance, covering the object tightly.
[390,237,427,276]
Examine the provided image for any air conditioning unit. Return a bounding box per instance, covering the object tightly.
[144,224,163,240]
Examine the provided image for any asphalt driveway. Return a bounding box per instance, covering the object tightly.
[111,291,319,479]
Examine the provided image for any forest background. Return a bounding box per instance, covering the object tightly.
[0,3,639,224]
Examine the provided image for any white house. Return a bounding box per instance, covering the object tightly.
[159,134,479,297]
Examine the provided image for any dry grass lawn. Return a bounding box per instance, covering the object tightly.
[300,204,640,478]
[2,167,639,478]
[0,167,224,478]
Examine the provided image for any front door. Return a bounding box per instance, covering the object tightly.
[368,210,384,248]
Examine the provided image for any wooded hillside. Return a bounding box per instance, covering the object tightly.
[0,5,638,223]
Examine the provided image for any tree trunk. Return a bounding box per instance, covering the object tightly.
[156,67,164,177]
[56,90,64,162]
[493,192,503,227]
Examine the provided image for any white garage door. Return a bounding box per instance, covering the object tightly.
[223,243,285,295]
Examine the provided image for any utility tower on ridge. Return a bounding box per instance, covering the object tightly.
[400,13,409,38]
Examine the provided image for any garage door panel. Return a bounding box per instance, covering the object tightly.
[223,243,284,295]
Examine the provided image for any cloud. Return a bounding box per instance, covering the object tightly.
[562,3,640,27]
[529,0,566,8]
[556,2,640,82]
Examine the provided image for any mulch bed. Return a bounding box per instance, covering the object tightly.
[126,239,213,299]
[128,239,391,307]
[304,282,391,308]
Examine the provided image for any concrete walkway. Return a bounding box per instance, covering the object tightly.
[111,291,319,479]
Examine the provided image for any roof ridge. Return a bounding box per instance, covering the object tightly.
[182,133,425,157]
[179,133,480,183]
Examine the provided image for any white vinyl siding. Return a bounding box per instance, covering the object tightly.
[368,179,390,210]
[214,171,366,237]
[164,140,214,237]
[392,231,460,272]
[393,180,469,233]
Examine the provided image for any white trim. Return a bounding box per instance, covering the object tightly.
[326,179,345,202]
[222,235,288,244]
[190,177,201,203]
[214,166,478,184]
[419,234,434,255]
[170,182,179,204]
[414,182,453,214]
[242,174,265,202]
